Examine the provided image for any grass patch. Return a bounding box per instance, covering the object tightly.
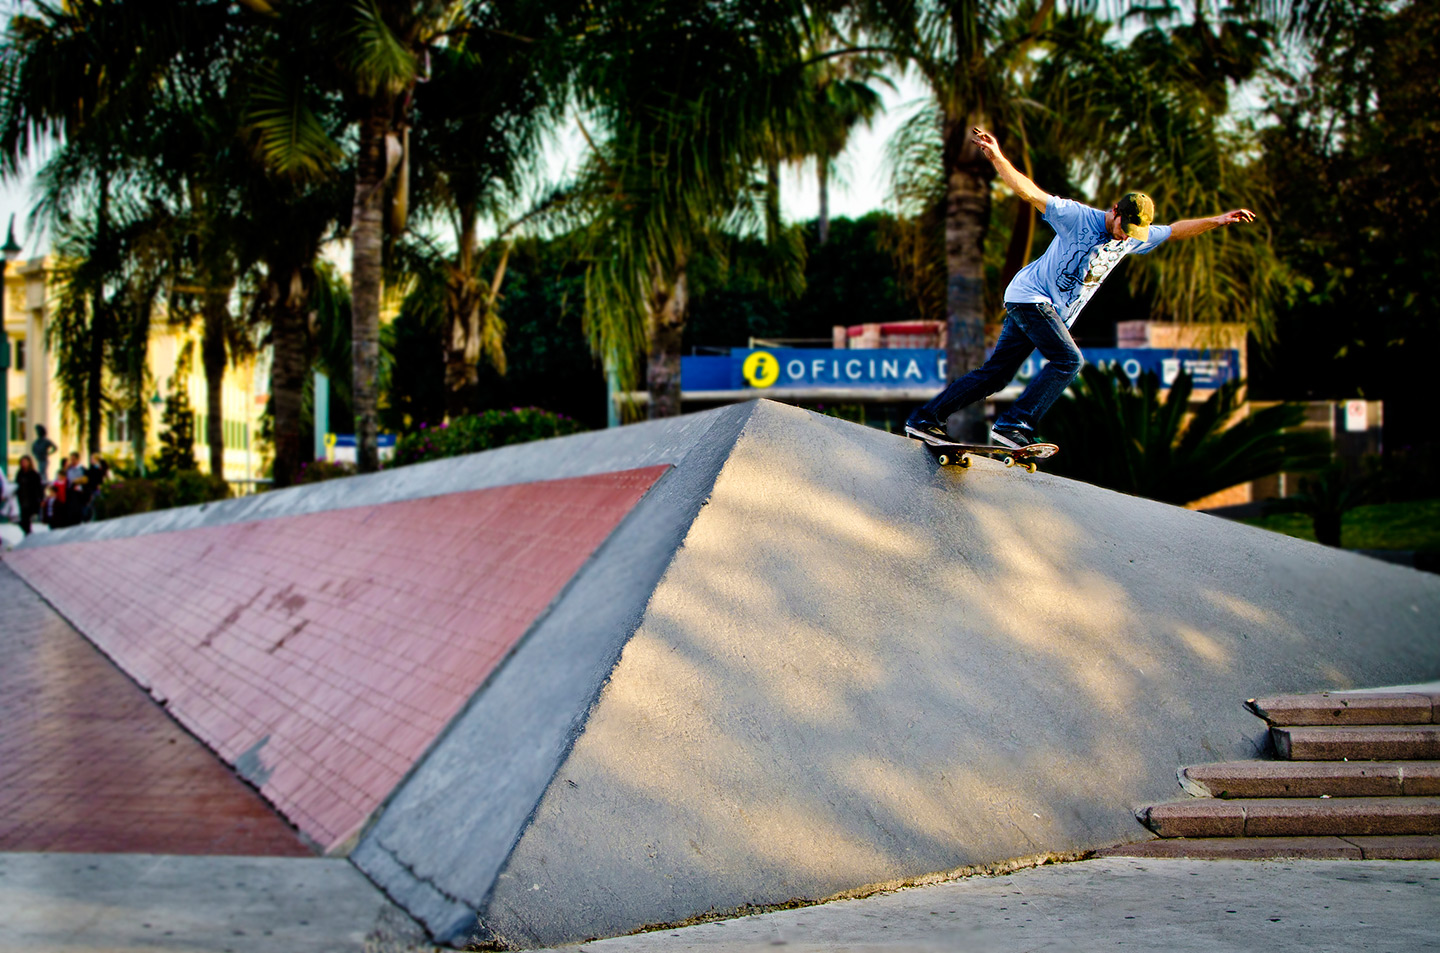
[1240,498,1440,551]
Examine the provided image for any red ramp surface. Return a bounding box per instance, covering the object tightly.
[0,563,310,855]
[6,467,667,851]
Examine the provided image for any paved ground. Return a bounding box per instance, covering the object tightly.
[524,856,1440,953]
[0,853,434,953]
[0,561,307,855]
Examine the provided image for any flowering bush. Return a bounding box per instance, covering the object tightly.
[392,407,586,467]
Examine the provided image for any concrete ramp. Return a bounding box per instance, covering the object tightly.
[9,400,1440,948]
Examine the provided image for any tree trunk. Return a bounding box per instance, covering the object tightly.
[443,210,481,420]
[765,161,782,245]
[1313,512,1342,548]
[87,175,109,456]
[268,262,310,488]
[86,292,104,456]
[646,265,688,420]
[350,99,390,473]
[443,280,482,421]
[818,159,831,246]
[202,281,231,481]
[941,111,994,443]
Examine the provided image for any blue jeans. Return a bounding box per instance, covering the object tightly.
[921,301,1082,434]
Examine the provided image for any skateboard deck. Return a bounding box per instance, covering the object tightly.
[916,437,1058,473]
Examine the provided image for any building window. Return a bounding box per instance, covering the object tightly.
[8,408,24,442]
[106,409,132,444]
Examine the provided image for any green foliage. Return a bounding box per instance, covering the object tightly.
[1041,363,1332,506]
[1240,499,1440,553]
[91,471,230,521]
[153,345,199,479]
[392,407,586,467]
[1251,0,1438,439]
[295,460,358,484]
[1265,462,1378,547]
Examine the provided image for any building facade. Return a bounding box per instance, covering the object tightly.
[4,258,269,485]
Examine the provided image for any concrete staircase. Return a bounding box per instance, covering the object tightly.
[1105,689,1440,859]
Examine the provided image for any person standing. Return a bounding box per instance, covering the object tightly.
[63,452,87,526]
[14,455,42,534]
[30,424,57,480]
[906,127,1256,449]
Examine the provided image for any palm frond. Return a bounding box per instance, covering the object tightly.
[343,0,419,98]
[245,59,344,180]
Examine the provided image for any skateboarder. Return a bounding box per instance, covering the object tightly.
[906,127,1256,450]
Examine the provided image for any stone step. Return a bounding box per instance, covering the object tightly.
[1139,796,1440,838]
[1180,761,1440,798]
[1246,691,1440,726]
[1099,835,1440,861]
[1271,726,1440,761]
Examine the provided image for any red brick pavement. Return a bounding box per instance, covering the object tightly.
[0,562,311,855]
[5,467,668,852]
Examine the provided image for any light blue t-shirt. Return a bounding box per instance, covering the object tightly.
[1004,197,1171,327]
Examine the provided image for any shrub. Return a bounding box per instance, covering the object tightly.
[155,470,230,509]
[91,479,159,520]
[296,460,358,484]
[91,472,230,521]
[1042,364,1333,506]
[393,407,586,467]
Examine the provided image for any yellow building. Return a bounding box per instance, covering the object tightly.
[4,257,269,485]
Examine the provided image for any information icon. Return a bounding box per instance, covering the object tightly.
[742,351,780,388]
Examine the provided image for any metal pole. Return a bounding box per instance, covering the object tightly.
[604,357,619,429]
[313,369,329,460]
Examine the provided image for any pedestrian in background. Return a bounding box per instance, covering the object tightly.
[14,455,42,535]
[30,424,57,481]
[63,452,87,525]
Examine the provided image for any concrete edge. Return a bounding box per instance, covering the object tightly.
[351,402,762,947]
[15,406,743,550]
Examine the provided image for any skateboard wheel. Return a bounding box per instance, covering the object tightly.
[937,453,951,466]
[1023,461,1037,474]
[1001,455,1016,467]
[958,455,971,468]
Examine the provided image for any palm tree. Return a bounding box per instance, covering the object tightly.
[574,0,859,418]
[400,9,572,419]
[0,0,175,452]
[137,8,257,480]
[806,42,888,246]
[237,0,445,472]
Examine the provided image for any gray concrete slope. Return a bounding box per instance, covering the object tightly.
[468,401,1440,948]
[351,403,757,942]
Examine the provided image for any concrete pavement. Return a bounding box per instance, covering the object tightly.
[0,853,435,953]
[520,856,1440,953]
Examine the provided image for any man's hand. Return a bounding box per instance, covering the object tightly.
[1169,208,1257,240]
[970,126,1050,212]
[971,127,1003,163]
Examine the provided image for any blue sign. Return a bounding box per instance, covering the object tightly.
[681,347,1239,393]
[328,433,398,464]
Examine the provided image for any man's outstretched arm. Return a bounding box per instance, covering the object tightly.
[1168,208,1256,240]
[971,128,1051,212]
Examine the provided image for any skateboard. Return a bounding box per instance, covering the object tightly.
[916,437,1058,474]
